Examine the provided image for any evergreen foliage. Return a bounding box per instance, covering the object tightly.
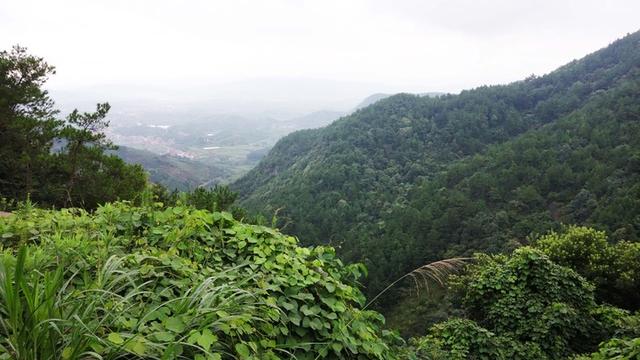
[0,46,146,209]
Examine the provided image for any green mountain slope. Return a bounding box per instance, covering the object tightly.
[370,77,640,309]
[233,31,640,299]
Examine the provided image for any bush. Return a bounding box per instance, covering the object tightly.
[0,202,398,359]
[408,247,620,359]
[576,337,640,360]
[536,226,640,309]
[405,318,545,360]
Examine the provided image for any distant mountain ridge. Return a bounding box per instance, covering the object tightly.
[353,93,392,110]
[353,92,446,110]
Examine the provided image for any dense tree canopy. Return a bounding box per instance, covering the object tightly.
[364,75,640,305]
[535,226,640,310]
[0,46,60,201]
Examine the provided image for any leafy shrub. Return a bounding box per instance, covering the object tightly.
[404,318,545,360]
[0,202,398,359]
[536,226,640,309]
[575,337,640,360]
[398,246,640,360]
[430,248,617,358]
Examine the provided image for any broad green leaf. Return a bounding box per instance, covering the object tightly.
[325,282,336,293]
[126,339,146,355]
[107,332,124,345]
[164,316,185,333]
[196,329,217,351]
[235,343,251,358]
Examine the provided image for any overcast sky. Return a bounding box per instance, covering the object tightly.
[1,0,639,108]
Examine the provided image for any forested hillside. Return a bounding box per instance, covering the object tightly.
[234,31,640,302]
[366,78,640,299]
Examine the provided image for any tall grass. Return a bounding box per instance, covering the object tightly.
[363,258,470,310]
[0,247,121,359]
[0,248,267,359]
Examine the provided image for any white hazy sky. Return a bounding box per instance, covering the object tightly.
[1,0,639,101]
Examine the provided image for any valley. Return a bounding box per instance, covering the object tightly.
[105,95,392,189]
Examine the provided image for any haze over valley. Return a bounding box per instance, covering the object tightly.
[64,85,410,188]
[7,0,639,189]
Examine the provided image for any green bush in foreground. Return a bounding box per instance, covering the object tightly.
[576,337,640,360]
[536,226,640,310]
[0,202,399,359]
[406,247,640,359]
[405,318,545,360]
